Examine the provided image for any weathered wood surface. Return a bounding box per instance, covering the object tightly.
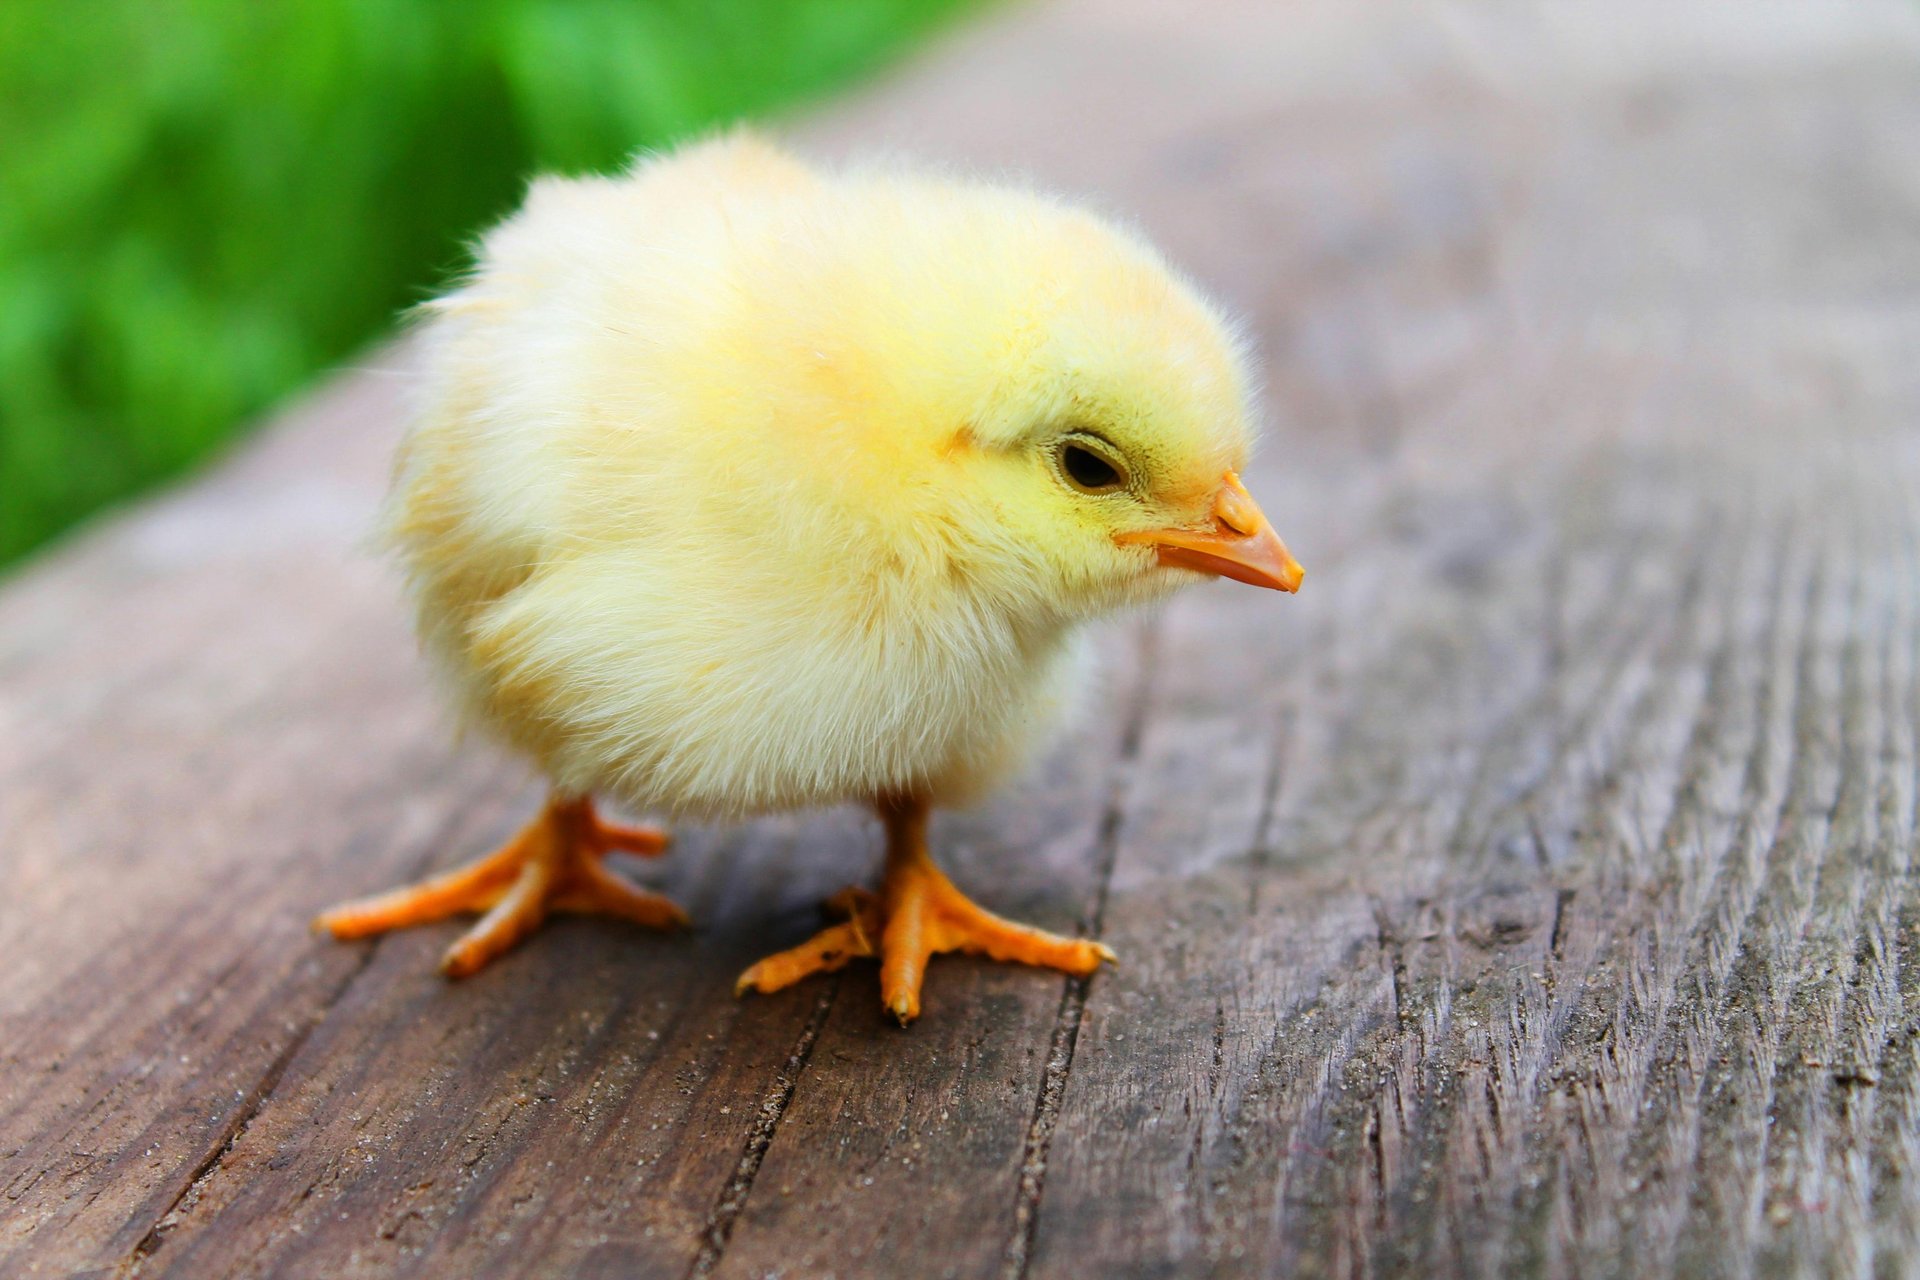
[6,1,1920,1276]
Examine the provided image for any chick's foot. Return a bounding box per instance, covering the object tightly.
[314,795,683,977]
[735,799,1115,1024]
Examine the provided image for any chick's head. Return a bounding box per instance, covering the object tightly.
[952,251,1298,621]
[766,175,1301,629]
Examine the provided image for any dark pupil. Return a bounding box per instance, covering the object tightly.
[1063,444,1121,490]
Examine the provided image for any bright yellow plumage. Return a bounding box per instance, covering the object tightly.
[318,130,1300,1022]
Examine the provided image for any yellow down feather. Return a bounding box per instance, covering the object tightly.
[388,130,1258,819]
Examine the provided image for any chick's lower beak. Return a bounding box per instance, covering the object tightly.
[1116,471,1303,592]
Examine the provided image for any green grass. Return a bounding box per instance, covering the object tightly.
[0,0,973,568]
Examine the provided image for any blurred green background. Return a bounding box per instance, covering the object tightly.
[0,0,972,569]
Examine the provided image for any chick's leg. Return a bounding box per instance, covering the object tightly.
[314,794,683,977]
[735,797,1115,1024]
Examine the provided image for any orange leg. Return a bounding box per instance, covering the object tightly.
[314,795,684,978]
[736,797,1115,1024]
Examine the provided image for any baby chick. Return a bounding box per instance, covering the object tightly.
[315,132,1301,1023]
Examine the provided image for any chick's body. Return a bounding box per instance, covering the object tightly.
[397,136,1235,817]
[322,133,1299,1020]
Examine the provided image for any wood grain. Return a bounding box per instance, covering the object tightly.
[4,1,1920,1276]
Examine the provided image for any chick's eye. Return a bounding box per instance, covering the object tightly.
[1057,440,1128,494]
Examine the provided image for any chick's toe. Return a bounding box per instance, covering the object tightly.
[734,889,883,998]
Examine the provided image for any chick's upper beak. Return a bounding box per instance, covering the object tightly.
[1116,471,1303,592]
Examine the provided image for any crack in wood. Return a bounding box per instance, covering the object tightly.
[104,787,528,1275]
[685,983,839,1279]
[1663,549,1846,1275]
[1245,702,1295,916]
[1300,462,1737,1274]
[121,941,385,1273]
[1001,623,1159,1280]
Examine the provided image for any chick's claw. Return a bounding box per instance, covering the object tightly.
[313,794,683,978]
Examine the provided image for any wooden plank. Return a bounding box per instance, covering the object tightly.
[0,371,499,1268]
[131,819,840,1278]
[5,1,1920,1277]
[1009,6,1920,1273]
[717,4,1920,1278]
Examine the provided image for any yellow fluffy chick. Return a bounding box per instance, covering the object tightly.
[315,131,1301,1023]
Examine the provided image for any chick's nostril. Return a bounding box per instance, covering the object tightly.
[1212,482,1264,535]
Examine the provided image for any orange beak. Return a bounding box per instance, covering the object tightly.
[1115,471,1303,592]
